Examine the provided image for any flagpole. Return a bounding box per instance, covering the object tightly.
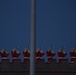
[30,0,36,75]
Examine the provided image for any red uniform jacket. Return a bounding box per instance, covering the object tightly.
[70,51,76,63]
[0,51,9,59]
[58,51,67,62]
[23,51,30,62]
[46,50,55,62]
[11,51,20,62]
[36,51,44,62]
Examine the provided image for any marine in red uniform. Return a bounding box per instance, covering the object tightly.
[46,48,56,62]
[11,48,20,62]
[70,48,76,63]
[36,48,44,62]
[23,48,30,62]
[0,48,9,59]
[58,48,67,62]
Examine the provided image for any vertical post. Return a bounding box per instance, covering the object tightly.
[30,0,36,75]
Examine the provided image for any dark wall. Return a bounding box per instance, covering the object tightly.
[0,59,76,75]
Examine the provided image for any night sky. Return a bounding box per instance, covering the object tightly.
[0,0,76,61]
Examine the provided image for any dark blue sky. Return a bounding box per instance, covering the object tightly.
[0,0,76,61]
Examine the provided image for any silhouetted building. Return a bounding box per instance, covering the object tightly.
[0,59,76,75]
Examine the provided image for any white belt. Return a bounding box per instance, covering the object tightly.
[48,56,52,58]
[2,57,7,59]
[71,57,76,58]
[12,57,18,59]
[24,57,30,59]
[59,57,64,59]
[36,57,42,59]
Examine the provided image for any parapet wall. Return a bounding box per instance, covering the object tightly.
[0,59,76,75]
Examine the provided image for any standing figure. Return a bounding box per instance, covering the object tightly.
[0,48,9,59]
[46,48,56,62]
[70,48,76,63]
[36,48,44,62]
[58,48,67,62]
[23,48,30,62]
[11,48,20,62]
